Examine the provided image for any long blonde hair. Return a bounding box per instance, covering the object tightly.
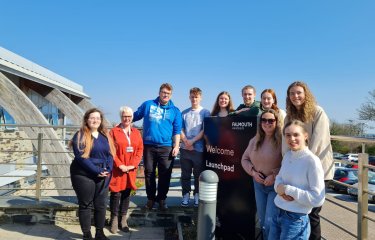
[286,81,317,123]
[254,109,282,150]
[76,108,116,158]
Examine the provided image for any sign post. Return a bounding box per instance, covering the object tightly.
[204,116,258,239]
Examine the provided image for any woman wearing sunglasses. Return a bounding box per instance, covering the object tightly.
[241,109,283,240]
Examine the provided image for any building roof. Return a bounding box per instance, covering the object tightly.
[0,169,36,187]
[0,47,89,99]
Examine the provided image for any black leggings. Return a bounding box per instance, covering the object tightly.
[110,189,131,216]
[71,173,108,232]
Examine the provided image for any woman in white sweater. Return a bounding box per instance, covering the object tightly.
[270,120,325,240]
[283,81,333,240]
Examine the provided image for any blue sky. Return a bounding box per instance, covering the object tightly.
[1,1,375,132]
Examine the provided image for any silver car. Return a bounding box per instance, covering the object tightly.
[347,171,375,202]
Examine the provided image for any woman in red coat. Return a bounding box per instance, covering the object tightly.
[109,106,143,233]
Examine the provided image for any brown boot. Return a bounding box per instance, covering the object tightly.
[110,215,118,234]
[120,214,129,232]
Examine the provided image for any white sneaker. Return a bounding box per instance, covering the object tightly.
[194,193,199,207]
[181,193,190,207]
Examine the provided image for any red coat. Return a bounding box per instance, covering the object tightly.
[109,126,143,192]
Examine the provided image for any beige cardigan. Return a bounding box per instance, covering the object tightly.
[283,106,334,180]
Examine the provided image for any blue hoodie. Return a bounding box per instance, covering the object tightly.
[133,97,182,146]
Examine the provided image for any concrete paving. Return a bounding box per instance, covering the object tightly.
[0,224,164,240]
[1,171,375,240]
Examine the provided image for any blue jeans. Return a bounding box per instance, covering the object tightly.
[269,208,310,240]
[253,181,278,240]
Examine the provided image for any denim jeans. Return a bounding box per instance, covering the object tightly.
[253,181,278,240]
[269,208,310,240]
[180,149,204,195]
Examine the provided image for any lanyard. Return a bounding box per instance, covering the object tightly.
[123,127,131,146]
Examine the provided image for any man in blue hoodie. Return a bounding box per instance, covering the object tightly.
[133,83,182,211]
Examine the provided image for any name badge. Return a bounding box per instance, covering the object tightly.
[126,147,134,153]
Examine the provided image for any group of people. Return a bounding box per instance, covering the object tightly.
[69,81,333,240]
[241,82,332,240]
[70,106,143,240]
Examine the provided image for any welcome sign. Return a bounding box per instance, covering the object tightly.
[204,116,258,239]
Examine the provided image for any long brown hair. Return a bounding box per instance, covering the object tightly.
[211,91,235,116]
[254,109,282,150]
[261,88,280,112]
[286,81,316,123]
[76,108,116,158]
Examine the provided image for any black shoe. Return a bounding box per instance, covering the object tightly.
[121,226,130,232]
[158,199,168,211]
[144,199,155,210]
[83,231,93,240]
[95,228,109,240]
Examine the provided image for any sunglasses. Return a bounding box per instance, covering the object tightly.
[261,118,276,124]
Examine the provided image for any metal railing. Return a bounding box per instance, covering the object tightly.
[0,124,185,199]
[1,124,375,239]
[329,135,375,239]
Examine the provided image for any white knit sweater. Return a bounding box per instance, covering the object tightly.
[282,106,334,180]
[274,147,325,214]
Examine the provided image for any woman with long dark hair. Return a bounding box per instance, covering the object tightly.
[211,91,235,117]
[241,109,283,239]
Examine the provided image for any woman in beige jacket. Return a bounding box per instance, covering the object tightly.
[284,81,334,240]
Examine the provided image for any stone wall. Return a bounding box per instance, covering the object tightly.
[0,129,33,165]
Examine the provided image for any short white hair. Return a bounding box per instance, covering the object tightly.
[119,106,133,118]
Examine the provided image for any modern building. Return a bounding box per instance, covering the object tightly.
[0,46,95,195]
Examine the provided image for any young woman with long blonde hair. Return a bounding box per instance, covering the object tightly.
[70,108,115,240]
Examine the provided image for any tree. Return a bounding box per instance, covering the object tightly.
[358,89,375,121]
[330,120,364,153]
[330,119,364,136]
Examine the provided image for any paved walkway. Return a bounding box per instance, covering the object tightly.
[1,173,375,239]
[0,172,183,240]
[0,224,164,239]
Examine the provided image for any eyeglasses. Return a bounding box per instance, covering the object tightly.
[160,91,171,95]
[122,116,132,118]
[88,117,101,121]
[261,118,276,124]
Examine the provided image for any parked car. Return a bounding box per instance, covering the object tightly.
[335,161,346,168]
[341,153,359,162]
[347,171,375,203]
[333,152,345,160]
[345,156,375,170]
[369,156,375,166]
[327,168,358,192]
[345,160,358,169]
